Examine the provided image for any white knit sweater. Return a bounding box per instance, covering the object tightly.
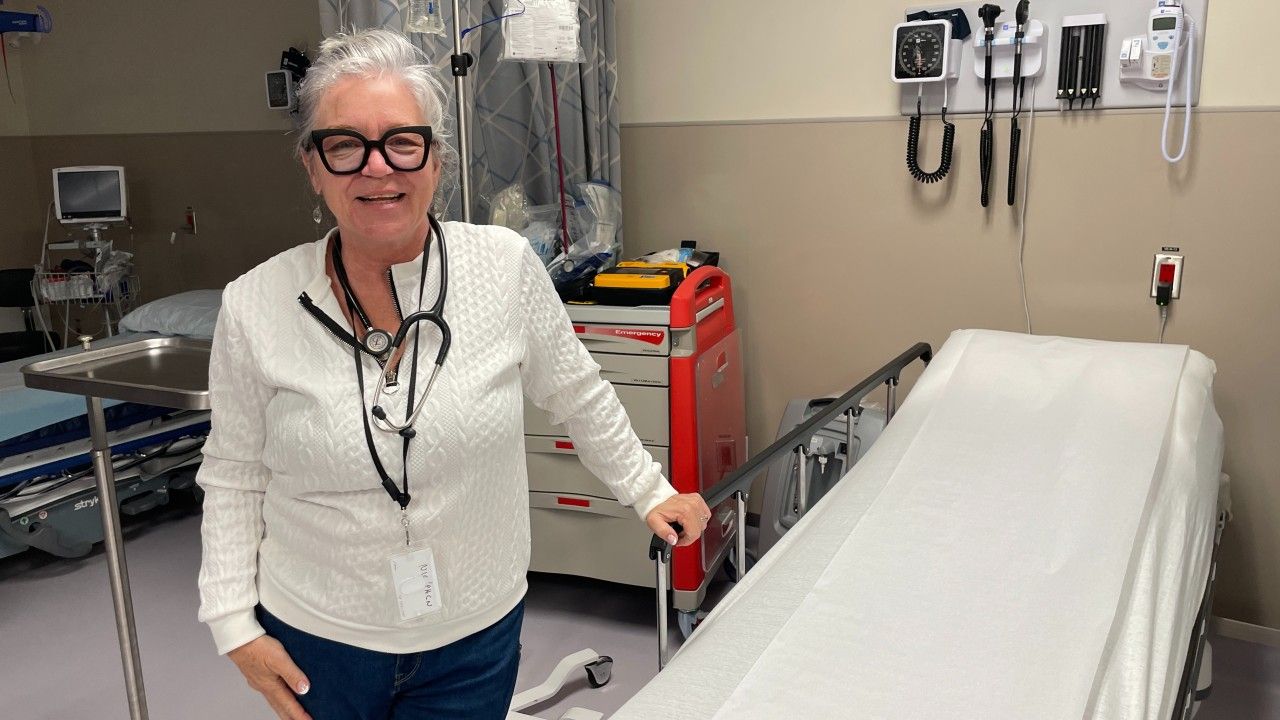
[197,222,676,655]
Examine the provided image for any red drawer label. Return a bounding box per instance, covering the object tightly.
[573,325,667,345]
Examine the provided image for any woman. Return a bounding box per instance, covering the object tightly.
[197,29,710,720]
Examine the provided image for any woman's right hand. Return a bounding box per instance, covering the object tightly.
[227,635,313,720]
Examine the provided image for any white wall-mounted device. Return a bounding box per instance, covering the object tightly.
[1119,2,1187,91]
[1119,0,1197,162]
[265,69,296,111]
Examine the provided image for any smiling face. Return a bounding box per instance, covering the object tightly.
[304,74,441,252]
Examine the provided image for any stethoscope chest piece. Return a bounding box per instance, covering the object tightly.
[365,328,393,356]
[297,215,451,437]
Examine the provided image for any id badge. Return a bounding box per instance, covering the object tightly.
[389,546,444,622]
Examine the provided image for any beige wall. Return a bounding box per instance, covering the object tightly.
[21,0,320,135]
[621,110,1280,627]
[0,0,324,298]
[27,132,322,302]
[0,137,40,269]
[0,44,30,136]
[0,49,34,259]
[617,0,1280,631]
[617,0,1279,125]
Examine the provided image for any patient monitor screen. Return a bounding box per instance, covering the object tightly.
[56,170,124,220]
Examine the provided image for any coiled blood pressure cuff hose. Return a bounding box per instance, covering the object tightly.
[907,97,955,184]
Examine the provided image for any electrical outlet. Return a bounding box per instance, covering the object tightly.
[1150,253,1184,299]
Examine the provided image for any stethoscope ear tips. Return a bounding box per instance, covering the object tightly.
[371,405,388,420]
[399,428,417,439]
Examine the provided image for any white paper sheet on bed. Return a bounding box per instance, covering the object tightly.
[613,330,1222,720]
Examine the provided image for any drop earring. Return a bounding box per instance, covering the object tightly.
[312,203,323,225]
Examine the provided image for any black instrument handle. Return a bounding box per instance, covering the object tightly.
[1007,123,1022,206]
[1056,26,1071,99]
[980,119,995,207]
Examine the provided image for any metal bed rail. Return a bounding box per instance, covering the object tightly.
[645,341,933,669]
[1172,510,1228,720]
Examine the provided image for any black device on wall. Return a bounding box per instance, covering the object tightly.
[267,47,310,112]
[1058,17,1107,109]
[1007,0,1030,206]
[977,3,1002,207]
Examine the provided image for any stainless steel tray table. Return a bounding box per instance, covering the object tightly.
[22,336,211,720]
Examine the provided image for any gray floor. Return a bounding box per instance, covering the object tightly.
[0,500,667,720]
[1196,634,1280,719]
[0,501,1276,719]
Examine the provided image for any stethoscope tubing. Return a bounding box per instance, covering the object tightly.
[298,215,451,434]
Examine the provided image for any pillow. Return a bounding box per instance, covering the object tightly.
[119,289,223,339]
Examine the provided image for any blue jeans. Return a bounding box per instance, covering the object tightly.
[256,602,524,720]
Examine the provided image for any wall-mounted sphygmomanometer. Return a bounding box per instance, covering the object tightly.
[1119,1,1196,163]
[892,10,968,184]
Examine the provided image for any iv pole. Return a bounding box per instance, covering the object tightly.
[449,0,473,222]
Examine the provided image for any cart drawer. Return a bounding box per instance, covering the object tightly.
[595,352,668,387]
[573,323,670,356]
[524,384,669,446]
[525,437,669,497]
[527,492,658,588]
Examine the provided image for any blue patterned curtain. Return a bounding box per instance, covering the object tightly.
[317,0,620,222]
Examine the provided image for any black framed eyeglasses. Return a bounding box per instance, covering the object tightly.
[308,125,433,175]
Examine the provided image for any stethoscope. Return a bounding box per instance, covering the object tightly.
[298,213,451,436]
[297,215,450,523]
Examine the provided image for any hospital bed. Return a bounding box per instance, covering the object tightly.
[618,329,1225,720]
[1,290,221,560]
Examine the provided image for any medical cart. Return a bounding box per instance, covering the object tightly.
[32,233,138,348]
[524,266,746,632]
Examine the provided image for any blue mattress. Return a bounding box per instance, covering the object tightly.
[0,333,215,491]
[0,334,155,442]
[0,332,209,484]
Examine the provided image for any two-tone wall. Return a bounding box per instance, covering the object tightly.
[0,0,322,288]
[617,1,1280,628]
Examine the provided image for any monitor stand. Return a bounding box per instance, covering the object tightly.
[46,223,112,252]
[82,223,109,248]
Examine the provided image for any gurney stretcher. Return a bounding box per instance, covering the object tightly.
[1,335,211,560]
[620,330,1225,720]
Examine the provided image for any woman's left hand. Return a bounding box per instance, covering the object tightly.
[646,493,713,547]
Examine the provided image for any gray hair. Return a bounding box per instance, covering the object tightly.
[294,28,454,175]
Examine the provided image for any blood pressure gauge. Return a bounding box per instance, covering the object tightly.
[892,20,954,83]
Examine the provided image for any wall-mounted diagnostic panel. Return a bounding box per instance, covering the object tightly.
[899,0,1207,116]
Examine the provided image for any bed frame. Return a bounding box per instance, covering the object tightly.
[645,341,1223,720]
